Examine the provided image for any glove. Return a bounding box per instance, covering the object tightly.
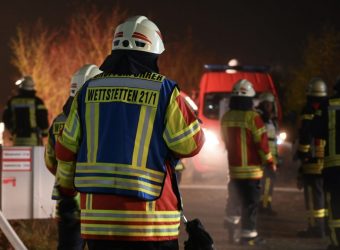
[271,164,277,172]
[58,196,79,227]
[265,162,277,172]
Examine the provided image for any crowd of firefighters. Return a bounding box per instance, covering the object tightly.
[1,14,340,250]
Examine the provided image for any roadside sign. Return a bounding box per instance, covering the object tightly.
[2,147,31,171]
[1,146,55,219]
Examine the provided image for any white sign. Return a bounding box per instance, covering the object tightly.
[1,146,56,219]
[2,147,32,171]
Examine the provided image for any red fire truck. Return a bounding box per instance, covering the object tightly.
[189,64,285,180]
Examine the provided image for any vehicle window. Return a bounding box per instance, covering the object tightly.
[203,92,231,120]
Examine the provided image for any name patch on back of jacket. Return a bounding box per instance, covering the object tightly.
[94,72,165,82]
[85,87,159,107]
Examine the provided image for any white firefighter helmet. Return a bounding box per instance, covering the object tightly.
[70,64,102,97]
[16,76,35,91]
[259,92,275,103]
[306,77,327,97]
[231,79,256,97]
[112,15,164,54]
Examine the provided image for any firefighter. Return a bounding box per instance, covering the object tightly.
[257,92,279,216]
[55,15,205,250]
[45,64,101,250]
[2,76,49,146]
[315,77,340,250]
[221,79,276,246]
[296,77,328,238]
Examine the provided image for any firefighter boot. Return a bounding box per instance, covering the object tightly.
[227,226,240,244]
[224,219,240,244]
[240,236,266,246]
[258,206,278,216]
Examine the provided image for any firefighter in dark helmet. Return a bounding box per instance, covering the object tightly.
[3,76,49,146]
[296,77,328,238]
[314,77,340,250]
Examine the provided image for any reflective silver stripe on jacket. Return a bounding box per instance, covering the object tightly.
[89,77,162,91]
[81,210,181,221]
[81,224,180,234]
[164,120,200,144]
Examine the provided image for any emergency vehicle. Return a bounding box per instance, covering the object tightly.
[190,64,285,179]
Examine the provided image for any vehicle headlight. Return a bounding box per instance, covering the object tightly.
[277,132,287,145]
[202,128,220,147]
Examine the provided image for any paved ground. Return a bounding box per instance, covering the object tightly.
[177,185,328,250]
[177,141,330,250]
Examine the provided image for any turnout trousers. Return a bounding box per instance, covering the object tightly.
[303,174,326,234]
[260,168,276,210]
[324,168,340,248]
[225,179,261,238]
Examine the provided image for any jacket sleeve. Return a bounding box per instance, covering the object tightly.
[252,113,273,166]
[312,102,328,158]
[55,96,80,196]
[297,106,314,160]
[44,125,57,175]
[220,112,230,150]
[163,87,205,158]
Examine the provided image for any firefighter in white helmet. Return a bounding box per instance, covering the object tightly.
[55,16,204,250]
[256,92,280,216]
[2,76,49,146]
[296,77,328,238]
[221,79,276,246]
[44,64,102,250]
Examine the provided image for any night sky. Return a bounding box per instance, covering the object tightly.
[1,0,340,110]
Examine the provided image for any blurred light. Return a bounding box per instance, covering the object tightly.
[277,131,287,145]
[15,79,24,86]
[228,58,239,66]
[203,128,220,147]
[226,59,238,73]
[184,96,198,111]
[226,69,237,74]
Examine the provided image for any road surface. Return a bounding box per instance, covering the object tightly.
[177,142,329,250]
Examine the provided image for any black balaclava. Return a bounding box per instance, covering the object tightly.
[306,95,328,109]
[100,50,159,74]
[18,89,36,97]
[229,96,254,111]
